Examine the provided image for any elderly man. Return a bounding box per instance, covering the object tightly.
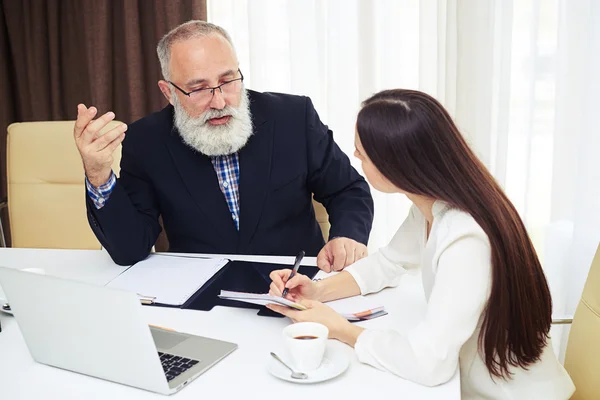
[74,20,373,271]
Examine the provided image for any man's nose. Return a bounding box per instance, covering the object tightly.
[209,88,226,110]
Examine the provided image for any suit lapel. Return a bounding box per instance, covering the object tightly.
[238,102,273,248]
[164,126,238,242]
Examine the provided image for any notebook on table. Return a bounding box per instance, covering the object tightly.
[218,291,388,321]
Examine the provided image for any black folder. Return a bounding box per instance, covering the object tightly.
[149,259,319,317]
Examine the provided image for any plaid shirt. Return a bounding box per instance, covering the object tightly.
[210,153,240,230]
[86,153,241,230]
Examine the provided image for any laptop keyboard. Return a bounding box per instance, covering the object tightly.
[158,352,200,382]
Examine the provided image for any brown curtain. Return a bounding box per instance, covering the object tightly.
[0,0,206,248]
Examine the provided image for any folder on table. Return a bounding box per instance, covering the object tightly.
[105,254,229,307]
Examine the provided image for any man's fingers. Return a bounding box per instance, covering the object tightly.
[84,110,115,141]
[317,248,332,272]
[95,124,127,151]
[332,241,346,271]
[107,132,126,153]
[74,104,95,140]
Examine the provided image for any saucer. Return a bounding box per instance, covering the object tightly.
[267,343,349,384]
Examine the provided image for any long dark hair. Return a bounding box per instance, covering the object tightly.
[357,89,552,379]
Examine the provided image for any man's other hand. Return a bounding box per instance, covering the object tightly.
[316,237,368,272]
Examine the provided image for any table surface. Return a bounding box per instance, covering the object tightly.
[0,248,460,399]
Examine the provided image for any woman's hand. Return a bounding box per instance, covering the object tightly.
[267,300,365,346]
[269,269,322,302]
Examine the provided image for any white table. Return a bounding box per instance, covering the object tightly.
[0,248,460,399]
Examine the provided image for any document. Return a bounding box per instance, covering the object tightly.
[106,255,229,306]
[218,291,387,321]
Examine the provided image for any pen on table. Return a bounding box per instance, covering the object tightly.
[282,250,305,298]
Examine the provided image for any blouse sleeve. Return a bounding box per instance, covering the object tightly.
[354,230,492,386]
[345,206,422,294]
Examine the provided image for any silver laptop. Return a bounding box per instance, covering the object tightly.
[0,267,237,395]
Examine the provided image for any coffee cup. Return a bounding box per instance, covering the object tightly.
[282,322,328,372]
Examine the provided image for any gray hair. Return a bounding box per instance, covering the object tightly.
[157,20,235,80]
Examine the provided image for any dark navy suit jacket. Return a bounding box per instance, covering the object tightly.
[87,90,374,265]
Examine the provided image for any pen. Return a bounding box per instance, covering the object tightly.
[282,250,305,297]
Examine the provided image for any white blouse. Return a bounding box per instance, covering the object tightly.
[345,201,575,399]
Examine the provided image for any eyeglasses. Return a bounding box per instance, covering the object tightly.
[169,69,244,104]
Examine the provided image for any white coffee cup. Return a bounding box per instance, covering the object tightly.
[282,322,328,372]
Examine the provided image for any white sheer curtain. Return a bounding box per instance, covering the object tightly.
[208,0,600,358]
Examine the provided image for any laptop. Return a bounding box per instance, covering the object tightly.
[0,267,237,395]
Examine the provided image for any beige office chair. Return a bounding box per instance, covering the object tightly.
[6,121,122,249]
[313,198,330,241]
[552,242,600,400]
[6,120,331,249]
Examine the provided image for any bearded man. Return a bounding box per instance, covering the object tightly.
[74,21,374,271]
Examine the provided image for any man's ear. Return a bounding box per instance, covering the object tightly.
[158,80,174,105]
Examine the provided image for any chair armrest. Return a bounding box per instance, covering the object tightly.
[552,315,573,325]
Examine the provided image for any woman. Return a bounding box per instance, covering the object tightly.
[267,89,575,399]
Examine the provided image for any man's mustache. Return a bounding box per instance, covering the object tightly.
[201,107,235,124]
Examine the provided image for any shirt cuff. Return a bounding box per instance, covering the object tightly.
[344,260,369,295]
[86,172,116,209]
[354,329,387,371]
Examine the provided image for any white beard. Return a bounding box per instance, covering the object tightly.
[172,88,253,156]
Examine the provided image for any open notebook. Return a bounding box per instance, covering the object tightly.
[218,290,387,321]
[106,255,229,306]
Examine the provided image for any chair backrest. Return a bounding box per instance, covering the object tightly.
[7,121,122,249]
[312,198,330,241]
[564,243,600,400]
[6,120,330,249]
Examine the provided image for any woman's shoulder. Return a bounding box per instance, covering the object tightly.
[434,201,489,245]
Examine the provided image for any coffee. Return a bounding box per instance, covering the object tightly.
[294,335,318,340]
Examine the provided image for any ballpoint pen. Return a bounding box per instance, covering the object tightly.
[282,250,305,298]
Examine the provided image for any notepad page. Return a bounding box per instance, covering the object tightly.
[218,291,307,310]
[106,255,229,306]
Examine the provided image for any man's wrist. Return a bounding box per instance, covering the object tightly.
[86,170,112,188]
